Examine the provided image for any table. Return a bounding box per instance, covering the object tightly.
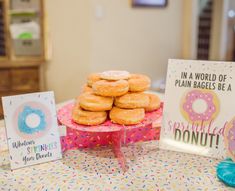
[0,95,233,190]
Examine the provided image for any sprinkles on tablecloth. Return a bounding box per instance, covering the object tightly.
[0,141,232,190]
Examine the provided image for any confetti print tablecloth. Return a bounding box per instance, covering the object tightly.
[0,96,232,190]
[0,140,233,191]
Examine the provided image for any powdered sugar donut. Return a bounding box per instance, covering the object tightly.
[180,89,219,124]
[100,70,130,81]
[92,80,129,97]
[225,117,235,162]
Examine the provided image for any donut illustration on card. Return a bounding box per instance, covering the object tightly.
[2,91,62,169]
[224,117,235,161]
[14,102,52,139]
[180,89,220,125]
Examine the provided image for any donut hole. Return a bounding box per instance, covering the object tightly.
[25,113,41,128]
[192,99,208,114]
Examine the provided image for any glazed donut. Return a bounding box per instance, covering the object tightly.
[72,106,107,126]
[100,70,130,81]
[92,80,129,97]
[87,73,101,87]
[79,92,113,111]
[128,74,151,92]
[114,92,149,109]
[110,107,145,125]
[145,93,161,112]
[180,89,219,124]
[81,84,93,93]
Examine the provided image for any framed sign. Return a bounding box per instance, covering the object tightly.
[2,91,62,169]
[132,0,167,7]
[160,59,235,159]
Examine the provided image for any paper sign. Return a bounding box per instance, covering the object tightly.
[2,91,62,169]
[160,59,235,159]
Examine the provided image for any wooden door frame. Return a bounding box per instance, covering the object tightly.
[182,0,229,61]
[182,0,199,60]
[210,0,229,61]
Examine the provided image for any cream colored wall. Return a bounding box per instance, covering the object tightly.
[90,0,183,81]
[182,0,198,59]
[45,0,183,102]
[44,0,90,102]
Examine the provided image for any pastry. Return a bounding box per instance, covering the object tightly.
[92,79,129,97]
[72,70,155,126]
[72,106,107,125]
[79,92,113,111]
[87,73,101,87]
[128,74,151,92]
[114,92,149,109]
[100,70,130,81]
[145,93,161,112]
[110,107,145,125]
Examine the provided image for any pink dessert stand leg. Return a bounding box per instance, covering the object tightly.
[112,128,128,172]
[58,102,163,173]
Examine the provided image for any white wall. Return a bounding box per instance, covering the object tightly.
[44,0,90,102]
[45,0,183,102]
[90,0,183,81]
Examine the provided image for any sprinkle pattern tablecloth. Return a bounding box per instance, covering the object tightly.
[0,139,233,191]
[0,96,233,190]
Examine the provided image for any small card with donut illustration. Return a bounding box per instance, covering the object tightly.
[160,59,235,159]
[2,91,62,169]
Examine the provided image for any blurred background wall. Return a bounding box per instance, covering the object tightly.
[45,0,91,101]
[45,0,183,102]
[89,0,183,81]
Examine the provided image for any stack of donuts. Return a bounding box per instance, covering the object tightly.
[72,70,161,126]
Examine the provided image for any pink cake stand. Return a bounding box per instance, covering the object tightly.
[57,102,163,171]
